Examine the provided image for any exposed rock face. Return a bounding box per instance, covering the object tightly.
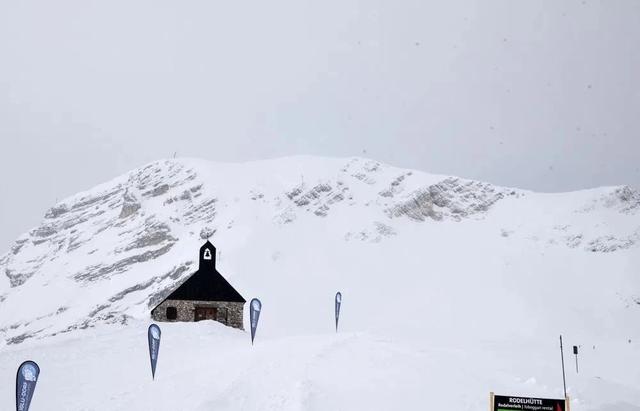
[585,234,639,253]
[286,182,347,217]
[123,220,176,252]
[378,172,412,198]
[199,226,216,240]
[144,184,170,198]
[73,243,175,283]
[386,178,511,221]
[581,185,640,214]
[119,190,141,219]
[0,160,210,343]
[606,186,640,214]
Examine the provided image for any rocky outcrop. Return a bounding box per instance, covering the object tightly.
[585,234,638,253]
[73,243,175,283]
[580,186,640,214]
[386,178,513,221]
[122,219,176,252]
[285,182,348,217]
[378,172,412,198]
[199,226,216,240]
[119,190,141,219]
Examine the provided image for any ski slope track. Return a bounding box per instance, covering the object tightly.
[0,156,638,410]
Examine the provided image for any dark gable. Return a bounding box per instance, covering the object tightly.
[154,241,246,305]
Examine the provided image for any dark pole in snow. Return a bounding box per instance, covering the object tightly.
[560,335,567,398]
[335,292,342,332]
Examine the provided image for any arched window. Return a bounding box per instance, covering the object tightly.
[166,306,177,320]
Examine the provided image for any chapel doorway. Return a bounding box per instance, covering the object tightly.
[194,307,217,322]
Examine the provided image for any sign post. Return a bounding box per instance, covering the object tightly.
[573,346,579,373]
[559,335,567,398]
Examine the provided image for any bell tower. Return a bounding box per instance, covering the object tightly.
[199,241,216,269]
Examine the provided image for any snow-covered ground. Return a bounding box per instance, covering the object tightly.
[0,156,638,410]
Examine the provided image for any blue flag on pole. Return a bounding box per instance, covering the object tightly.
[335,292,342,332]
[16,360,39,411]
[250,298,262,345]
[148,324,161,380]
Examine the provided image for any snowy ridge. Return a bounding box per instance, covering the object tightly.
[1,156,639,342]
[0,156,639,410]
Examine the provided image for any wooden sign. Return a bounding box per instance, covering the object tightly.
[490,393,569,411]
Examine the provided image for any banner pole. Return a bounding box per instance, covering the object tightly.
[560,335,567,398]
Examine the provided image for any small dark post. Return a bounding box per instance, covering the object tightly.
[573,345,579,373]
[560,335,567,398]
[335,292,342,332]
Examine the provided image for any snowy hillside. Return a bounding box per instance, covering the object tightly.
[0,156,639,410]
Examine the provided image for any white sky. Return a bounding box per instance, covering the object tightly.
[1,0,639,251]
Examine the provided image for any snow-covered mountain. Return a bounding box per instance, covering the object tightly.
[0,156,638,410]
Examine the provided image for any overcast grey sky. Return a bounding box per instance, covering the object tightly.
[1,0,639,251]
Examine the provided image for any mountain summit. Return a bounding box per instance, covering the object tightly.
[2,156,639,342]
[0,156,638,410]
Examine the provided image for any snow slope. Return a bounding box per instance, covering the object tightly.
[0,156,638,410]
